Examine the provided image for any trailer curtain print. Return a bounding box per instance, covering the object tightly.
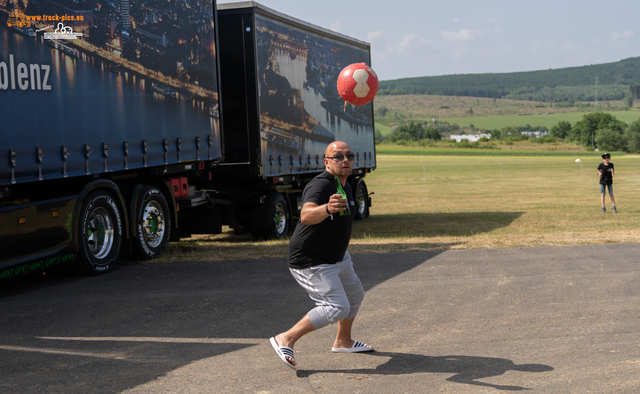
[255,14,376,176]
[1,0,221,185]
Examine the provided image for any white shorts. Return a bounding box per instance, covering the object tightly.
[289,251,365,329]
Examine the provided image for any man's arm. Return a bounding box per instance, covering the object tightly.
[301,194,347,225]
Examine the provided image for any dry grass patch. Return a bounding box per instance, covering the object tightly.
[354,154,640,250]
[375,95,574,119]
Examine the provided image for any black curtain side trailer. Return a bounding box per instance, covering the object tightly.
[214,1,376,240]
[0,0,376,280]
[0,0,224,278]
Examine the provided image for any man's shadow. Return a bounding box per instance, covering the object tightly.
[298,352,553,391]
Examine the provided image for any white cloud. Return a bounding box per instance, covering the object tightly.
[396,34,416,53]
[366,31,385,43]
[394,34,431,54]
[610,30,635,40]
[369,32,434,78]
[441,29,478,43]
[330,19,344,33]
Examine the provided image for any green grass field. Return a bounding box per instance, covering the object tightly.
[152,153,640,263]
[375,123,393,135]
[428,111,640,131]
[350,154,640,253]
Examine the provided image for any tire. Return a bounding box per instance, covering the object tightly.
[132,186,171,259]
[77,190,123,274]
[352,178,370,220]
[251,192,290,240]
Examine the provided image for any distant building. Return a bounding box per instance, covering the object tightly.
[521,131,549,138]
[112,0,130,31]
[450,134,491,142]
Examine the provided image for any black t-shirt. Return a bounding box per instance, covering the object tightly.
[288,171,355,269]
[597,162,614,184]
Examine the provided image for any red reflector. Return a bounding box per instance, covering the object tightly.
[170,178,181,198]
[179,177,188,197]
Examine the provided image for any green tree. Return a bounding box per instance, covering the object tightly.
[568,112,626,148]
[385,121,442,143]
[396,121,424,141]
[386,130,412,143]
[501,126,519,137]
[551,120,571,138]
[595,128,625,152]
[375,106,389,117]
[425,128,442,140]
[623,119,640,153]
[625,94,634,108]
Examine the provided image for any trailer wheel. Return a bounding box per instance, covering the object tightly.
[352,178,370,220]
[251,192,290,240]
[77,190,123,274]
[132,186,170,259]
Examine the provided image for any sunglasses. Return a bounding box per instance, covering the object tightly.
[326,153,355,162]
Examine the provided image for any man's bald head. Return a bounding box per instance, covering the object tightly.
[325,141,350,158]
[323,141,353,179]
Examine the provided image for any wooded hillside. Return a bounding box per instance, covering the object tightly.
[378,56,640,102]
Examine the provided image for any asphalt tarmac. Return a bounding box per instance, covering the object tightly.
[1,243,639,393]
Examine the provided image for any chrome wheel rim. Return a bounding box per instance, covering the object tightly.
[87,207,114,259]
[142,201,165,248]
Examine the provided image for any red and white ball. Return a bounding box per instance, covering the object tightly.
[337,63,379,106]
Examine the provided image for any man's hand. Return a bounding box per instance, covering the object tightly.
[327,193,348,214]
[300,194,348,225]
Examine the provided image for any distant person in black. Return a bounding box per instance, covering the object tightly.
[269,141,373,370]
[597,152,617,213]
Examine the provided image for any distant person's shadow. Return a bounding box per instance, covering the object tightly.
[299,352,553,391]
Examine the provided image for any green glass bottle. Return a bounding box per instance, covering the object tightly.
[334,177,350,216]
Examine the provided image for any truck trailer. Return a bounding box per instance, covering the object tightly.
[0,1,376,278]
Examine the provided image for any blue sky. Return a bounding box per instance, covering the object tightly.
[220,0,640,81]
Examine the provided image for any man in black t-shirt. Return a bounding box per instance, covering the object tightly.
[269,141,373,370]
[597,152,617,213]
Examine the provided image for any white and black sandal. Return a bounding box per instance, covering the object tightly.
[270,337,297,369]
[332,340,374,353]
